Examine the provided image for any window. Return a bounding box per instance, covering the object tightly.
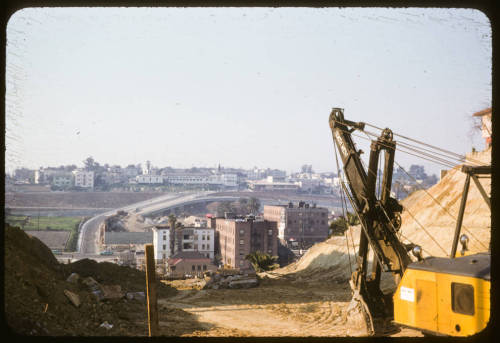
[162,244,166,250]
[207,244,210,250]
[452,283,475,315]
[202,235,206,240]
[203,265,207,271]
[194,243,198,249]
[240,239,244,245]
[268,229,273,235]
[163,253,166,259]
[207,235,210,240]
[202,244,205,250]
[268,250,272,254]
[240,229,244,234]
[192,265,195,271]
[239,260,244,266]
[197,265,201,271]
[171,266,176,271]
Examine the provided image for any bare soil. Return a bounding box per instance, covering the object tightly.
[5,191,166,209]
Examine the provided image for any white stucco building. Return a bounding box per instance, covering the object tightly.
[72,170,94,188]
[136,174,163,184]
[152,226,171,262]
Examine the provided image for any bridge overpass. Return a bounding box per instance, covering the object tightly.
[77,192,241,254]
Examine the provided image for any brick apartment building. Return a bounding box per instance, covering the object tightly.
[263,201,329,249]
[209,215,278,270]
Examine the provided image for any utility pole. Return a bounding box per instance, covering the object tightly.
[145,244,159,336]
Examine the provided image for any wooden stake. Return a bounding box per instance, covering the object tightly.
[145,244,159,336]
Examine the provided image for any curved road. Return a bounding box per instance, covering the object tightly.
[78,192,240,255]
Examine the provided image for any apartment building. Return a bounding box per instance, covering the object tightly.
[72,170,94,188]
[174,227,215,259]
[152,225,171,262]
[263,201,329,249]
[212,216,278,270]
[153,225,215,262]
[52,172,73,188]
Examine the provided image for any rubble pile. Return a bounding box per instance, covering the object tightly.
[4,224,177,336]
[204,272,259,290]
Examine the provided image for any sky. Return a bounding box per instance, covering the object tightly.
[5,7,491,176]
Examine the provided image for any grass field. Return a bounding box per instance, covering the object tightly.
[6,215,82,231]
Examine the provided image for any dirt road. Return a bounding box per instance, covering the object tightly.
[159,277,422,337]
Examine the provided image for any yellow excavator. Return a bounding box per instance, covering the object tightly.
[328,108,490,336]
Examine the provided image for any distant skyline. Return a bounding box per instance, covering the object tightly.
[6,7,491,176]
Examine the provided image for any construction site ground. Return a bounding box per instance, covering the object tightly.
[160,275,422,337]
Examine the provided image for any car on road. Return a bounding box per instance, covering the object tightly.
[51,249,62,255]
[100,251,114,256]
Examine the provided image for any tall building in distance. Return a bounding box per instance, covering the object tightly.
[263,202,329,249]
[210,216,278,270]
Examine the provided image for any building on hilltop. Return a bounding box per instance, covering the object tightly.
[263,201,329,249]
[473,107,492,149]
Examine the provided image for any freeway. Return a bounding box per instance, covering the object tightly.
[77,192,239,255]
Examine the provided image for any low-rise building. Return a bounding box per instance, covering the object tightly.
[167,251,217,278]
[136,174,163,184]
[52,172,73,188]
[72,170,94,188]
[212,216,278,270]
[248,178,299,192]
[263,201,329,249]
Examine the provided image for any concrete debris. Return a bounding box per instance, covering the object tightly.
[101,285,124,300]
[82,276,101,291]
[63,289,81,308]
[99,321,113,330]
[204,273,259,290]
[66,273,79,284]
[125,292,145,302]
[228,279,259,289]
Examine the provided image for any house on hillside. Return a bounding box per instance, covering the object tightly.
[473,107,492,149]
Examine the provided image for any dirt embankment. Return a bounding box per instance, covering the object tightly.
[399,154,491,257]
[4,224,179,336]
[5,192,166,209]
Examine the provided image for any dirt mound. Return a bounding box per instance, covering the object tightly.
[399,157,491,257]
[271,151,490,289]
[4,224,178,336]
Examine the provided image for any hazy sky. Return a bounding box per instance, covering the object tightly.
[5,7,491,175]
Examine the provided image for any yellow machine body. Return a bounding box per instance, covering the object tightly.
[393,253,490,336]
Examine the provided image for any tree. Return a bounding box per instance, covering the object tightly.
[168,214,177,254]
[83,156,96,171]
[245,251,279,272]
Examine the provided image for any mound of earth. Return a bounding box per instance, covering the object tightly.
[270,150,490,291]
[4,224,178,336]
[399,153,491,257]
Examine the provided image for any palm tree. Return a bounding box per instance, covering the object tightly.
[245,251,278,272]
[168,214,177,255]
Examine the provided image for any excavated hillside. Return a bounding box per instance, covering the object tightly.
[271,149,491,286]
[398,149,491,257]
